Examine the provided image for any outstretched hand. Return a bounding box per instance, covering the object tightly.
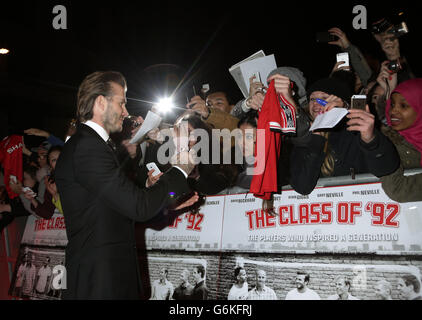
[328,27,351,50]
[346,104,375,144]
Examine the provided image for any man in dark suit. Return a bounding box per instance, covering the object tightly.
[191,264,208,300]
[55,71,197,300]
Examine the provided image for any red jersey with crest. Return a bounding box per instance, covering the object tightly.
[0,135,24,199]
[250,81,296,200]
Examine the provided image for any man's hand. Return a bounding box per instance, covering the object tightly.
[328,27,351,50]
[321,95,345,113]
[170,150,197,177]
[45,177,58,199]
[24,128,50,138]
[146,170,163,188]
[331,61,351,74]
[246,92,265,111]
[377,61,398,97]
[248,75,266,97]
[174,192,200,210]
[267,74,296,108]
[187,96,209,118]
[346,105,375,144]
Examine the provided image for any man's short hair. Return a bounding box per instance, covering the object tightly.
[297,271,310,283]
[376,280,392,295]
[402,274,421,294]
[195,265,206,278]
[77,71,127,123]
[334,275,351,289]
[234,267,245,278]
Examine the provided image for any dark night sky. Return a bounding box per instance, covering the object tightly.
[0,0,420,141]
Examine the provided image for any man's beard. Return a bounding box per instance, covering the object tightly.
[103,104,123,134]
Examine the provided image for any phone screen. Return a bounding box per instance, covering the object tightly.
[336,53,350,67]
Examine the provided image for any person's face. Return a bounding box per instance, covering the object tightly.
[376,31,400,57]
[237,269,247,284]
[256,270,266,288]
[309,91,330,120]
[335,278,348,296]
[389,93,418,131]
[398,278,412,300]
[295,275,307,290]
[375,283,389,300]
[44,258,50,266]
[238,123,256,157]
[37,149,48,168]
[193,268,201,283]
[103,83,128,134]
[48,150,60,170]
[206,92,231,113]
[371,85,385,105]
[159,268,167,280]
[180,270,189,282]
[23,171,36,188]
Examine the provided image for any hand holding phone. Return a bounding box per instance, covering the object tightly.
[336,52,350,68]
[10,175,17,184]
[146,162,162,177]
[316,32,337,43]
[351,95,367,110]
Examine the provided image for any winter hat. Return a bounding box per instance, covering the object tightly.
[307,77,353,103]
[267,67,308,107]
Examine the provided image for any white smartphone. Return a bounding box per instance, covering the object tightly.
[10,175,17,183]
[351,95,367,110]
[146,162,162,177]
[336,52,350,68]
[22,187,37,198]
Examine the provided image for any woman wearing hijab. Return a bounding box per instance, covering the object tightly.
[380,78,422,202]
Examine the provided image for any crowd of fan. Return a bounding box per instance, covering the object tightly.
[1,20,421,233]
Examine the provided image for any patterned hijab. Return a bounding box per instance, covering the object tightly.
[385,78,422,165]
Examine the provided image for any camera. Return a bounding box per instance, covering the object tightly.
[387,58,404,73]
[371,14,409,38]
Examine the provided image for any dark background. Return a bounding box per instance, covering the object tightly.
[0,0,420,143]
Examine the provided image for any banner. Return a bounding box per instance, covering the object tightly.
[8,213,67,300]
[147,183,422,254]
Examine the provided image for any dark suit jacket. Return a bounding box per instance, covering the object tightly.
[55,124,190,300]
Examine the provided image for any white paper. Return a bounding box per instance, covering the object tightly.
[239,55,277,95]
[229,50,268,98]
[309,108,349,131]
[129,111,162,144]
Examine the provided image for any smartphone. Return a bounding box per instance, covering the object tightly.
[316,32,337,43]
[336,52,350,68]
[10,175,17,184]
[252,71,261,83]
[351,95,367,110]
[22,187,37,198]
[146,162,162,177]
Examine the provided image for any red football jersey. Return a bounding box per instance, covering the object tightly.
[250,81,296,200]
[0,135,24,199]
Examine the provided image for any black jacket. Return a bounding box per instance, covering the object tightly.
[55,124,190,299]
[289,120,400,195]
